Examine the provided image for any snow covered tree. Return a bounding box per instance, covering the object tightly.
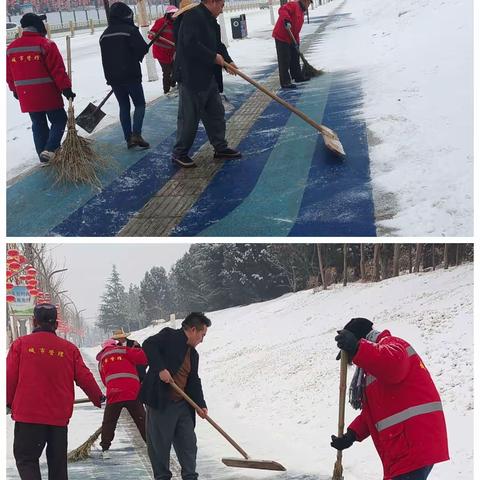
[125,284,147,330]
[96,265,128,333]
[139,266,172,322]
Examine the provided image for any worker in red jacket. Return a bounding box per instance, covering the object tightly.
[96,337,148,459]
[148,5,178,95]
[6,303,103,480]
[331,318,449,480]
[6,13,76,166]
[272,0,311,89]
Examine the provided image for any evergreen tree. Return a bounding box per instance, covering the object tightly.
[126,284,147,330]
[96,265,128,332]
[139,266,171,322]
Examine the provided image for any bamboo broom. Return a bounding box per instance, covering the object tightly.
[51,36,108,187]
[332,350,348,480]
[67,425,102,462]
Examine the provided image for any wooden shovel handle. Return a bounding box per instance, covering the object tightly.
[74,398,92,405]
[335,351,349,468]
[224,63,333,138]
[169,381,250,460]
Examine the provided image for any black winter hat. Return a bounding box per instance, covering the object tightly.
[34,303,58,324]
[20,13,47,34]
[109,2,134,21]
[343,317,373,340]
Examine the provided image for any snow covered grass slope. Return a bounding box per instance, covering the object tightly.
[308,0,473,235]
[98,264,472,480]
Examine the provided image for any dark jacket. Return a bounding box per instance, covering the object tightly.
[174,3,232,93]
[140,327,207,419]
[126,338,147,382]
[99,2,148,86]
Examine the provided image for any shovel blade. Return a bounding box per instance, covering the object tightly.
[75,102,106,134]
[222,457,286,471]
[320,125,346,156]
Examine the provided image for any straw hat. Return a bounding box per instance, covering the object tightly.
[111,328,130,340]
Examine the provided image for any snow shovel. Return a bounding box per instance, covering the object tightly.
[224,63,345,156]
[332,350,348,480]
[170,381,286,471]
[75,23,169,133]
[286,27,323,78]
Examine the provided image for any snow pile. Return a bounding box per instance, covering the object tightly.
[308,0,473,235]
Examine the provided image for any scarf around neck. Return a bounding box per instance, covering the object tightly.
[349,329,381,410]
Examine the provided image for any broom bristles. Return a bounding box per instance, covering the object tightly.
[332,459,344,480]
[51,107,109,187]
[67,426,102,462]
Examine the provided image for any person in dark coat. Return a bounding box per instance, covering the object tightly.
[6,304,104,480]
[99,2,150,149]
[272,0,311,89]
[6,13,75,165]
[331,318,449,480]
[141,312,211,480]
[172,0,241,168]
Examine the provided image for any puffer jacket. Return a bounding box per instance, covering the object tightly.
[348,330,449,479]
[148,16,176,64]
[272,1,305,45]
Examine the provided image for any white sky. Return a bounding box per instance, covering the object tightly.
[46,243,191,321]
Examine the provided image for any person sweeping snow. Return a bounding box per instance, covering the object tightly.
[148,5,178,95]
[6,13,76,166]
[96,337,148,459]
[331,318,449,480]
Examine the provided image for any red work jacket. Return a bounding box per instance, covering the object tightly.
[148,17,176,64]
[96,345,148,404]
[272,1,305,45]
[6,31,71,113]
[348,331,449,479]
[6,330,103,427]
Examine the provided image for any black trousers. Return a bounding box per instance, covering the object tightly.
[100,399,147,451]
[14,422,68,480]
[159,62,176,94]
[275,39,303,87]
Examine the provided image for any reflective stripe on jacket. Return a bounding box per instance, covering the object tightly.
[148,17,176,64]
[96,345,147,404]
[272,1,305,45]
[348,330,449,479]
[6,31,70,113]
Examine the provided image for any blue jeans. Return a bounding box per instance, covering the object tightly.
[28,108,68,157]
[112,83,146,141]
[393,465,433,480]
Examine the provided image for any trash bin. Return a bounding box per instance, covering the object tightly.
[231,14,247,39]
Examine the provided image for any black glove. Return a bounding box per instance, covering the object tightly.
[6,405,12,415]
[293,43,300,53]
[335,329,359,356]
[331,429,356,450]
[62,88,76,100]
[13,92,18,100]
[100,394,107,404]
[284,20,292,30]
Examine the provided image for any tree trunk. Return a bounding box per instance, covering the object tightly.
[408,244,412,273]
[373,244,381,282]
[360,244,365,281]
[317,244,327,290]
[103,0,110,19]
[343,244,348,287]
[414,244,423,273]
[393,244,400,277]
[455,244,461,266]
[431,244,436,271]
[444,243,449,269]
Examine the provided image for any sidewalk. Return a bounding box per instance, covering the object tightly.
[7,3,376,237]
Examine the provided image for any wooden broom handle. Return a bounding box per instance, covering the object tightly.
[74,398,91,405]
[336,351,349,465]
[224,63,332,138]
[66,36,74,121]
[169,381,250,459]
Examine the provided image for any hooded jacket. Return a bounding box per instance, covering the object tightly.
[96,343,148,404]
[148,15,176,64]
[6,31,71,113]
[99,2,148,85]
[348,330,449,479]
[6,329,103,427]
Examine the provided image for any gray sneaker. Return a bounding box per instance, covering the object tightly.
[39,150,55,166]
